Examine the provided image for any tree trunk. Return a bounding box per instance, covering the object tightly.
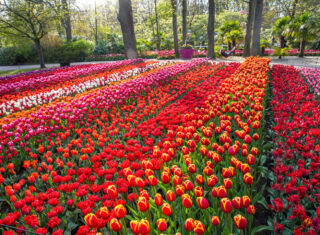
[182,0,187,45]
[279,36,285,48]
[299,39,305,57]
[232,40,236,55]
[118,0,138,59]
[207,0,215,59]
[261,47,265,55]
[95,1,98,44]
[171,0,179,58]
[252,0,263,56]
[35,39,46,68]
[243,0,255,57]
[154,0,161,51]
[291,0,299,19]
[62,0,72,41]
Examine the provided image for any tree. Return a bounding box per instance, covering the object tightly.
[170,0,179,58]
[252,0,263,56]
[243,0,255,57]
[61,0,72,41]
[207,0,215,59]
[272,16,290,48]
[219,20,243,54]
[118,0,138,59]
[285,13,320,57]
[182,0,187,44]
[0,0,55,68]
[154,0,161,51]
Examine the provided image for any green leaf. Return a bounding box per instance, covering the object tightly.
[250,225,273,235]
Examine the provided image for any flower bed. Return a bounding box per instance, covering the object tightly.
[268,65,320,234]
[298,67,320,97]
[0,57,276,234]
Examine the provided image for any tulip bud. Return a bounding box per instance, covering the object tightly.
[247,154,255,165]
[196,175,204,185]
[156,218,167,232]
[241,164,250,174]
[97,207,109,220]
[211,216,220,226]
[138,197,149,212]
[216,186,227,198]
[183,180,194,191]
[176,185,185,196]
[172,175,182,186]
[110,218,122,232]
[188,164,197,174]
[196,197,209,209]
[242,196,251,208]
[182,194,193,208]
[138,219,150,235]
[130,220,139,234]
[193,220,205,235]
[154,193,163,207]
[220,198,232,213]
[114,204,126,219]
[203,166,213,176]
[247,205,256,214]
[161,172,170,184]
[184,218,194,231]
[148,175,158,186]
[166,190,176,202]
[232,197,243,210]
[194,186,204,197]
[243,173,253,185]
[233,214,247,230]
[84,213,99,228]
[107,185,118,199]
[223,178,233,189]
[162,203,172,216]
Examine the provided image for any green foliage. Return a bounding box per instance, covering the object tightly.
[136,38,154,53]
[219,20,243,45]
[60,39,94,62]
[0,47,18,65]
[285,13,320,43]
[272,16,290,38]
[272,47,289,58]
[93,32,124,55]
[260,38,270,49]
[215,11,246,29]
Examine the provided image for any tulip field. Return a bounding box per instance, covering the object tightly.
[0,58,319,235]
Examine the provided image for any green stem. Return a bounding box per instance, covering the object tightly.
[145,210,154,234]
[121,218,128,235]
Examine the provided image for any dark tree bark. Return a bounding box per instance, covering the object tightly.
[207,0,215,59]
[61,0,72,41]
[171,0,179,58]
[232,40,236,55]
[243,0,255,57]
[299,40,305,57]
[35,39,46,68]
[182,0,187,44]
[252,0,263,56]
[154,0,161,51]
[118,0,138,59]
[291,0,299,19]
[279,36,285,48]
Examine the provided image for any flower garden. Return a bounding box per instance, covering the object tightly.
[0,58,319,235]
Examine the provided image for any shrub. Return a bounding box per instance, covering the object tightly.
[0,47,18,65]
[60,39,94,63]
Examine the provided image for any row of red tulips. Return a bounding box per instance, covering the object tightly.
[269,65,320,235]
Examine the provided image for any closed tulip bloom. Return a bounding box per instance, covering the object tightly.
[183,180,194,191]
[233,214,247,229]
[156,218,167,231]
[162,203,172,216]
[107,185,118,199]
[154,193,163,207]
[247,154,255,165]
[194,186,204,197]
[148,175,158,186]
[196,197,209,209]
[241,164,250,174]
[96,207,109,220]
[247,205,256,214]
[220,198,232,213]
[114,204,126,219]
[232,197,243,210]
[110,218,122,232]
[161,172,170,184]
[216,186,227,198]
[172,175,182,186]
[176,185,185,196]
[84,213,99,228]
[182,194,193,208]
[138,219,150,235]
[166,190,176,202]
[243,173,253,185]
[130,220,139,234]
[138,197,149,212]
[211,216,220,226]
[188,164,197,174]
[196,174,204,185]
[242,196,251,208]
[184,218,194,231]
[193,220,205,235]
[223,178,233,189]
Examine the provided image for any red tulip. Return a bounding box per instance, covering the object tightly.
[220,198,232,213]
[138,197,149,212]
[154,193,163,207]
[182,194,193,208]
[196,197,209,209]
[233,214,247,230]
[211,216,220,226]
[162,203,172,216]
[184,218,194,231]
[156,218,167,231]
[114,204,126,219]
[110,218,122,232]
